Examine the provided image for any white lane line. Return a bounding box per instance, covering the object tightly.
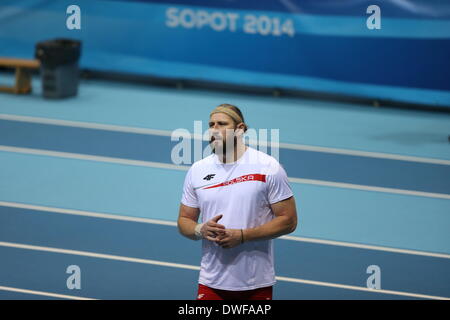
[275,276,450,300]
[0,145,189,172]
[1,200,449,259]
[288,177,450,200]
[1,145,449,200]
[0,285,96,300]
[0,113,173,137]
[0,200,178,227]
[279,235,450,260]
[0,241,448,300]
[1,113,449,165]
[0,241,201,271]
[277,142,450,166]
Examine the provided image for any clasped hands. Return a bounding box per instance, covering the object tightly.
[200,214,243,249]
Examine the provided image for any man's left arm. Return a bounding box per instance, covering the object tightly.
[217,196,297,248]
[243,196,297,242]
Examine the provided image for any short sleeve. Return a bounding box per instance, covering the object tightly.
[267,163,294,204]
[181,167,199,208]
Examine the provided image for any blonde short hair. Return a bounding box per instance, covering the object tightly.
[210,104,248,132]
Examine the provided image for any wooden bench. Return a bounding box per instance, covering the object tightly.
[0,57,41,94]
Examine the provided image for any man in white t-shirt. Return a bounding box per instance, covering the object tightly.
[177,104,298,300]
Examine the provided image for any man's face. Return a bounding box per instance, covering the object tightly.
[208,112,237,152]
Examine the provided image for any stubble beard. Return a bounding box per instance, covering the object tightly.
[210,135,238,159]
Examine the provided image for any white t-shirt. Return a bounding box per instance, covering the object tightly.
[181,146,293,291]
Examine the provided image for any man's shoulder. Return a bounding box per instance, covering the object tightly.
[246,147,281,167]
[189,153,216,171]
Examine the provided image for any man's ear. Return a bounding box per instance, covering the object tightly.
[235,123,246,136]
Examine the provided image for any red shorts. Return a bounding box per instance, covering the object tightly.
[196,284,272,300]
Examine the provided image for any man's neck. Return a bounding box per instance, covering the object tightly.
[219,142,248,164]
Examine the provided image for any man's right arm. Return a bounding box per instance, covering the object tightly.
[177,203,201,240]
[177,204,225,241]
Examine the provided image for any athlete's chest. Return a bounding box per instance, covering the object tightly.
[193,168,268,204]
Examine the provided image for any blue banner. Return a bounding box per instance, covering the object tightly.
[0,0,449,107]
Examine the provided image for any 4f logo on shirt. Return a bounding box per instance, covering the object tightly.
[203,174,216,181]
